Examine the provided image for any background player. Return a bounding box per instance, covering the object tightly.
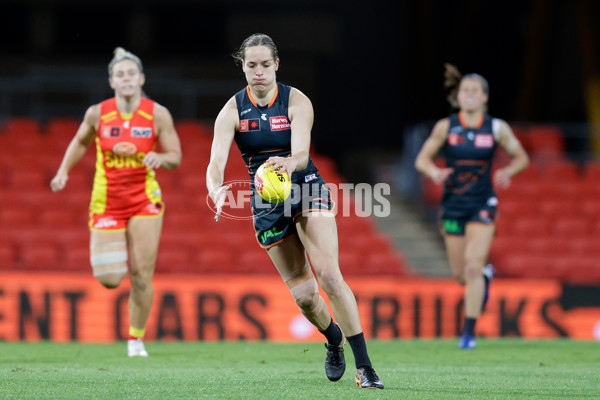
[414,65,529,349]
[50,47,182,357]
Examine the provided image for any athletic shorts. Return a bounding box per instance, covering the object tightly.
[439,204,497,236]
[253,173,335,248]
[89,201,164,231]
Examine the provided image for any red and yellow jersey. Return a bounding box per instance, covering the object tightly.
[89,97,162,218]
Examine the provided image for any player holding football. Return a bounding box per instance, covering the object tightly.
[206,33,383,389]
[415,64,528,349]
[51,47,182,357]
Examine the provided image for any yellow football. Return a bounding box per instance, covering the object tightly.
[254,163,291,203]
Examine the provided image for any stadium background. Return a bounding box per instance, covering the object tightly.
[0,0,599,342]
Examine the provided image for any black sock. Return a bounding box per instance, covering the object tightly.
[463,317,477,336]
[346,332,372,369]
[319,318,343,346]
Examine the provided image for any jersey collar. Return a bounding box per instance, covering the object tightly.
[246,85,278,108]
[458,111,484,130]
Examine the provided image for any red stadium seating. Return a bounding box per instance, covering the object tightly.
[0,241,17,269]
[526,126,565,155]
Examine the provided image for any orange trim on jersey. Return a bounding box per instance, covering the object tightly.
[247,148,287,174]
[246,85,279,108]
[458,111,484,129]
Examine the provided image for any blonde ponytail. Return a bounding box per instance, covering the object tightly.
[108,47,143,77]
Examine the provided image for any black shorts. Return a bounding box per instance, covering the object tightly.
[439,204,497,236]
[252,173,335,248]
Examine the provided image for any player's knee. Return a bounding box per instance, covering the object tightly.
[129,268,153,291]
[452,272,466,285]
[96,271,127,289]
[316,270,344,295]
[464,263,483,281]
[290,278,319,311]
[90,243,128,288]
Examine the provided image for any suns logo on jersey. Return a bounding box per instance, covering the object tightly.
[104,152,146,169]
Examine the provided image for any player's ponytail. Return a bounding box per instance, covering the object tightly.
[108,47,144,77]
[444,63,462,109]
[444,63,490,111]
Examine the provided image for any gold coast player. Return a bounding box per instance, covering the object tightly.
[51,47,182,357]
[415,65,528,349]
[207,34,383,389]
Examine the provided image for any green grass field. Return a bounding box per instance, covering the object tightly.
[1,339,598,399]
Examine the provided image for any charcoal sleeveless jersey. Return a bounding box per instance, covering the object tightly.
[440,112,499,216]
[234,83,318,185]
[90,97,162,218]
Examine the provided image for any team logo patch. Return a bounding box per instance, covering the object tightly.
[478,209,495,223]
[448,133,462,146]
[270,116,290,131]
[474,134,494,148]
[101,126,121,138]
[112,142,137,156]
[131,127,152,138]
[239,119,260,132]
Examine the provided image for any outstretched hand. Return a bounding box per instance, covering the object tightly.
[212,184,232,222]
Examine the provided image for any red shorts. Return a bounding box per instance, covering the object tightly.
[89,201,164,231]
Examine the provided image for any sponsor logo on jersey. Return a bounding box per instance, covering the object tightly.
[261,113,268,121]
[94,217,118,229]
[474,134,494,148]
[146,202,162,214]
[239,119,260,132]
[131,127,152,138]
[304,173,317,183]
[270,116,290,131]
[123,120,130,129]
[259,226,284,244]
[112,142,138,156]
[240,108,252,117]
[443,219,461,234]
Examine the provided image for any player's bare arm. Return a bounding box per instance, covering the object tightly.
[145,104,182,170]
[265,88,313,177]
[50,104,100,192]
[206,96,237,220]
[493,119,529,189]
[415,118,454,184]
